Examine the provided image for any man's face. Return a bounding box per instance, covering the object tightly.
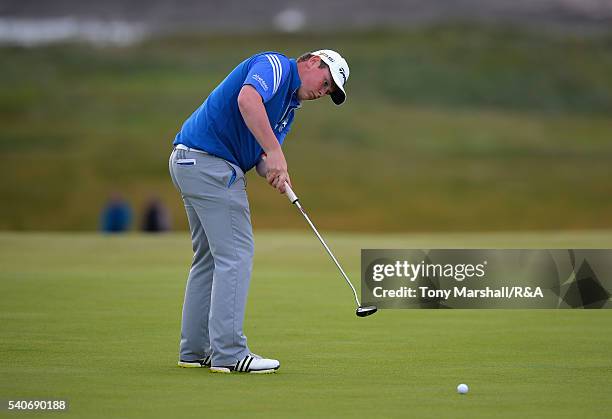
[297,57,336,101]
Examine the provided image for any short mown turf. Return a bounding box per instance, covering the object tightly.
[1,231,611,418]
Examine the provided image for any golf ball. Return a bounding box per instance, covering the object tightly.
[457,383,469,394]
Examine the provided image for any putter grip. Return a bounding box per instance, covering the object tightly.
[285,183,299,204]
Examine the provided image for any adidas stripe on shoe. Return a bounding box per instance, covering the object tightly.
[178,355,211,368]
[210,354,280,374]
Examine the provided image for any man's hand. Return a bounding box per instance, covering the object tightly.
[264,148,291,193]
[256,151,291,194]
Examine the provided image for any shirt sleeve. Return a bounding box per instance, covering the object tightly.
[243,54,287,103]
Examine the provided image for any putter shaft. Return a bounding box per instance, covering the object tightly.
[285,184,362,308]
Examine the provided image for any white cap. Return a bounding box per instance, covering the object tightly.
[311,49,349,105]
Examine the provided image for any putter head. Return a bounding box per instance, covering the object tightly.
[356,305,377,317]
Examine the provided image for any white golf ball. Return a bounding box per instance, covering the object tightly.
[457,383,469,394]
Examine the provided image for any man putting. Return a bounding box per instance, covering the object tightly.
[169,50,350,373]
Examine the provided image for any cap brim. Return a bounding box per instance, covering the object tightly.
[331,89,345,105]
[330,71,346,105]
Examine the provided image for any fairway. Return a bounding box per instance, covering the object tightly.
[1,231,611,418]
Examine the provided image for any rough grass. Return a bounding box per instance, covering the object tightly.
[1,26,611,231]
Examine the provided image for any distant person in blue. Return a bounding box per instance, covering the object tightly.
[100,192,132,233]
[169,50,350,373]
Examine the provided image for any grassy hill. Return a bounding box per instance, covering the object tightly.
[1,25,611,231]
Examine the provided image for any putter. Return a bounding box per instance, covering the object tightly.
[283,182,377,318]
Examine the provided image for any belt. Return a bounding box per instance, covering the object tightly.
[175,144,209,155]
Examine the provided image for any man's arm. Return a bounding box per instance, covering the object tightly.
[237,85,290,193]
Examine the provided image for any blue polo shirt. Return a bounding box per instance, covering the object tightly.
[174,52,302,173]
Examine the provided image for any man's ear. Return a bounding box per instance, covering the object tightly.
[309,56,321,68]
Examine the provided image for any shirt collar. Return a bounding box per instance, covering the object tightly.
[289,59,302,97]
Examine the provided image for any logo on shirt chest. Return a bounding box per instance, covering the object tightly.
[275,101,300,133]
[277,118,289,132]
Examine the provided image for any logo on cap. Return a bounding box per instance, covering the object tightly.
[338,67,347,84]
[319,52,335,62]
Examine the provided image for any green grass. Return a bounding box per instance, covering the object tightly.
[1,231,611,418]
[1,26,612,231]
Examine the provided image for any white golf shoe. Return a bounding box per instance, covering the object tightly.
[210,353,280,374]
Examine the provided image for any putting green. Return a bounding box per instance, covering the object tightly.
[1,231,611,418]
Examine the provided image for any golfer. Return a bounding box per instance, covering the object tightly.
[169,50,349,373]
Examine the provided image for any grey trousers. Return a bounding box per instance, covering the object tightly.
[169,147,253,366]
